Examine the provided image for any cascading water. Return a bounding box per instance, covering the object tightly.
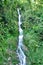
[17,8,26,65]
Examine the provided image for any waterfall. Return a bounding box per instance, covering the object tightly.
[17,8,26,65]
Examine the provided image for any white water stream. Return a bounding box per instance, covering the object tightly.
[17,8,26,65]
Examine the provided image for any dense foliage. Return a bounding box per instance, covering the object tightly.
[0,0,43,65]
[0,0,19,65]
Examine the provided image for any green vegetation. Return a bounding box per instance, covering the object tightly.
[0,0,43,65]
[0,0,19,65]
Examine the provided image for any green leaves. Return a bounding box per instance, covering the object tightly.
[22,1,43,65]
[0,0,43,65]
[0,0,19,65]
